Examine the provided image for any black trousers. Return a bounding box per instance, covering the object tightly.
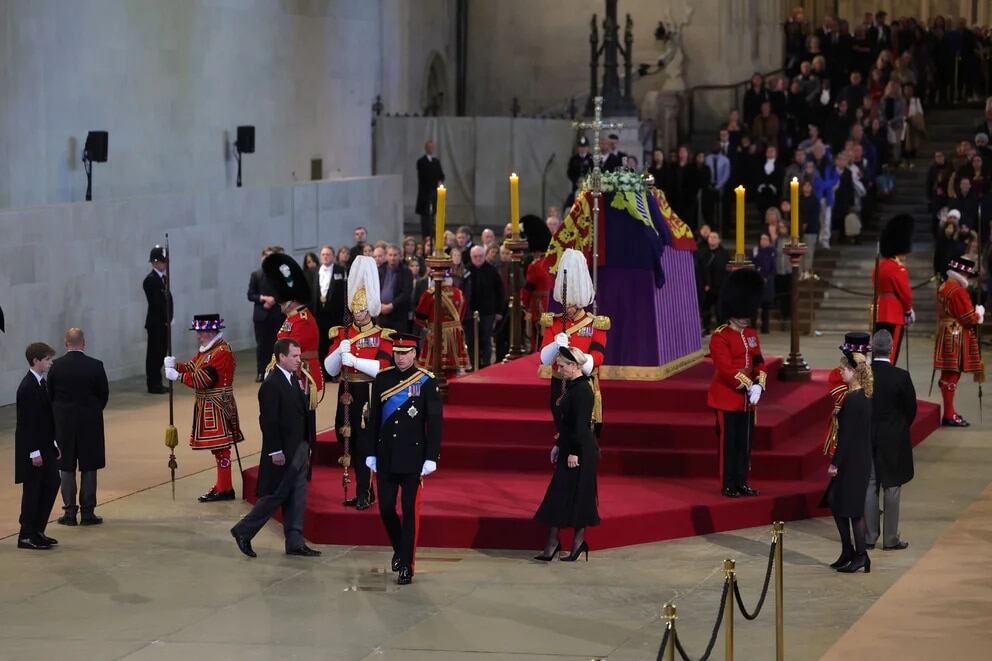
[60,469,97,515]
[716,409,754,490]
[232,443,309,551]
[464,314,495,368]
[19,464,61,539]
[254,317,282,376]
[419,213,435,240]
[377,471,422,569]
[145,325,167,391]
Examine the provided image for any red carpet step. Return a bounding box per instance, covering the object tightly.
[243,354,941,550]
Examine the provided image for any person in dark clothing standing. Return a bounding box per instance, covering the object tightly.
[669,146,699,228]
[825,344,873,573]
[696,232,730,333]
[415,140,445,240]
[462,245,504,368]
[534,345,600,562]
[247,246,285,382]
[866,329,916,551]
[310,245,347,375]
[143,245,172,394]
[14,342,61,550]
[565,136,593,209]
[378,245,414,333]
[48,328,109,526]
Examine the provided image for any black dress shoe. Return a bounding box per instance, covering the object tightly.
[391,553,402,572]
[397,565,413,585]
[286,544,322,557]
[883,541,909,551]
[355,494,375,511]
[39,534,58,545]
[738,484,761,497]
[198,489,235,503]
[941,415,970,427]
[343,497,358,508]
[829,550,854,568]
[230,527,256,558]
[721,487,740,498]
[57,514,78,526]
[80,515,103,526]
[17,536,51,550]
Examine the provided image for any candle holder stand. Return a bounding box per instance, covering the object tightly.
[502,234,529,362]
[780,239,812,382]
[426,253,454,400]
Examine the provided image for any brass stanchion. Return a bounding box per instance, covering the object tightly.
[662,603,677,661]
[502,233,528,362]
[426,253,453,401]
[780,239,811,381]
[774,521,785,661]
[473,310,480,372]
[724,558,736,661]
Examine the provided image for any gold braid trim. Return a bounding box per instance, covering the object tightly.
[757,371,767,390]
[734,371,753,390]
[300,362,319,410]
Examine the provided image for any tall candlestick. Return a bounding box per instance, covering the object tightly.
[435,184,446,256]
[509,172,520,237]
[734,185,745,257]
[790,177,799,241]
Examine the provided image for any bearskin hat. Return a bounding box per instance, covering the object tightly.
[879,214,914,258]
[522,214,552,253]
[262,253,311,304]
[718,268,764,321]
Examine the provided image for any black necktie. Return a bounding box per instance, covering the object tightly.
[40,377,46,390]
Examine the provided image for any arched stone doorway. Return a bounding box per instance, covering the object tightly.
[422,52,448,116]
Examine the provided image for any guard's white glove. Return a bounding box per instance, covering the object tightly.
[905,308,916,325]
[324,349,342,377]
[163,356,177,369]
[339,339,352,355]
[341,351,357,368]
[555,333,570,347]
[366,456,377,472]
[748,384,763,406]
[164,367,180,381]
[977,305,986,324]
[352,357,381,378]
[421,460,437,477]
[539,341,559,365]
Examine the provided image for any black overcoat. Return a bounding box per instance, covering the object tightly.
[14,372,59,484]
[870,360,917,488]
[827,389,872,518]
[48,351,109,471]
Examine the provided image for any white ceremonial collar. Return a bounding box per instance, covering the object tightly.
[199,332,224,353]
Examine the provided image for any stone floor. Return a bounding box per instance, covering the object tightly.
[0,331,989,660]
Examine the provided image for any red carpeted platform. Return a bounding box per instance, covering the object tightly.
[243,354,941,550]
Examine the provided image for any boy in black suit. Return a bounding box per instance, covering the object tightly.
[14,342,61,550]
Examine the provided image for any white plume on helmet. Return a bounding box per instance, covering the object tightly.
[553,248,595,308]
[347,255,381,318]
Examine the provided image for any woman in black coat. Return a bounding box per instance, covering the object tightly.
[825,347,873,573]
[534,346,600,562]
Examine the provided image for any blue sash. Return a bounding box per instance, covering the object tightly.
[382,373,429,424]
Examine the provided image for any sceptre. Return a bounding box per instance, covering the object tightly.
[162,234,178,499]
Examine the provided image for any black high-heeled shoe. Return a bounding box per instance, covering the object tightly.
[837,553,871,573]
[829,550,854,569]
[533,543,561,562]
[560,541,589,562]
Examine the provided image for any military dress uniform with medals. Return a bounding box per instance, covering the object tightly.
[707,269,767,498]
[367,333,442,585]
[324,256,393,509]
[934,257,985,426]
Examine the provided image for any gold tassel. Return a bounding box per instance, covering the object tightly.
[164,424,179,449]
[591,372,603,424]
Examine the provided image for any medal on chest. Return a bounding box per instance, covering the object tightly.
[576,326,594,337]
[280,321,293,333]
[355,336,380,350]
[407,404,418,418]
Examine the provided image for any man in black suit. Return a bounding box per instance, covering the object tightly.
[415,140,445,240]
[463,245,505,368]
[14,342,61,550]
[367,333,442,584]
[311,245,347,373]
[601,133,626,172]
[867,11,890,58]
[143,246,172,394]
[866,329,917,551]
[48,328,109,526]
[348,226,369,269]
[378,245,414,333]
[247,246,285,382]
[230,338,320,558]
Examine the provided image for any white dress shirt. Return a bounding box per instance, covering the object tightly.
[318,265,332,298]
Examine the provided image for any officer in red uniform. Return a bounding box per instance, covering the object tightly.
[414,275,470,376]
[708,269,766,498]
[822,333,872,457]
[521,215,554,352]
[164,314,244,502]
[538,249,609,432]
[872,214,915,364]
[934,257,985,426]
[325,255,394,510]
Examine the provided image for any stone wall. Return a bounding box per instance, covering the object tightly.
[0,175,402,406]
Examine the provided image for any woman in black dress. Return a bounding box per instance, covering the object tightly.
[826,345,873,573]
[534,346,600,562]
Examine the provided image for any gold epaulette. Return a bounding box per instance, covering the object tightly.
[539,312,556,328]
[381,327,395,340]
[418,367,435,379]
[263,354,276,376]
[379,366,395,374]
[328,325,342,340]
[593,315,611,331]
[714,323,729,333]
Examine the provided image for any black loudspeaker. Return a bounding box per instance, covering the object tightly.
[84,131,109,162]
[236,126,255,154]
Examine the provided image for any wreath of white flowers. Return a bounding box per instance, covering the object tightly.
[580,167,646,194]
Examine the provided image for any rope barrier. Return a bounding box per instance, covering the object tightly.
[733,539,776,620]
[673,579,729,661]
[655,623,672,661]
[807,272,937,297]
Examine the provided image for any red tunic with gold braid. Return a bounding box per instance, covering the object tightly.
[540,310,610,422]
[521,256,555,351]
[707,324,768,412]
[414,284,470,374]
[822,367,848,457]
[873,257,913,324]
[934,278,984,375]
[176,338,243,451]
[277,304,323,407]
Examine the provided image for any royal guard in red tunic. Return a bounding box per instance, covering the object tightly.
[934,257,985,427]
[164,314,244,502]
[521,215,554,352]
[708,269,767,498]
[414,275,470,376]
[872,215,915,364]
[324,256,394,510]
[822,333,872,456]
[263,253,324,411]
[538,249,609,433]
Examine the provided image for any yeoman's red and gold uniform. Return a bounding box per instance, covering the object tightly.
[176,337,244,451]
[414,284,469,374]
